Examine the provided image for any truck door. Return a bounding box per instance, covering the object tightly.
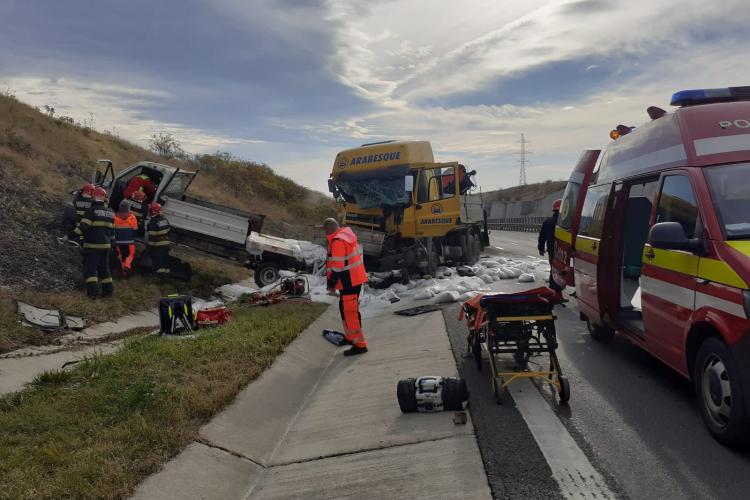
[91,159,115,188]
[552,150,601,288]
[414,164,460,238]
[573,183,614,324]
[641,173,700,367]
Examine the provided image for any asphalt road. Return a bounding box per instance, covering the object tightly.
[447,230,750,500]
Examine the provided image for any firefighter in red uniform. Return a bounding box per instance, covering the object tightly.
[123,173,156,201]
[324,218,369,356]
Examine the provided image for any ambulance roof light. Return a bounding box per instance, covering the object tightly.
[670,86,750,107]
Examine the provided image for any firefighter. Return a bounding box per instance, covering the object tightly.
[123,173,156,201]
[113,200,138,276]
[324,218,368,356]
[69,183,95,238]
[538,199,565,301]
[146,202,172,280]
[74,186,115,298]
[129,190,148,232]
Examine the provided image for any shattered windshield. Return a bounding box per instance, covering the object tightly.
[335,177,411,209]
[706,163,750,239]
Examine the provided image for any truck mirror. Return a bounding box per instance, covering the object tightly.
[327,179,337,194]
[94,170,103,185]
[649,222,705,255]
[404,176,414,192]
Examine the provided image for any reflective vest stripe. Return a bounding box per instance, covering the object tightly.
[147,240,172,247]
[147,228,170,236]
[327,249,362,262]
[83,242,112,249]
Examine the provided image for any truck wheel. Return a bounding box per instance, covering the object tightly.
[695,337,750,446]
[587,319,615,342]
[418,238,438,277]
[254,261,280,288]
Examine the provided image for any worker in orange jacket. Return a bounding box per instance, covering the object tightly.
[324,218,368,356]
[114,200,139,276]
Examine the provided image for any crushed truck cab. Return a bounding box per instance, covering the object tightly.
[328,140,488,276]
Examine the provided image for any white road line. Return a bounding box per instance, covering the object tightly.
[508,380,616,499]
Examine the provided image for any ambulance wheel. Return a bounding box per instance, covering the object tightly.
[493,376,505,404]
[558,376,570,404]
[397,378,418,413]
[587,319,615,342]
[472,332,482,372]
[254,261,280,288]
[443,377,469,411]
[695,338,750,446]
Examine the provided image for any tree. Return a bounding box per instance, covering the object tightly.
[148,132,185,159]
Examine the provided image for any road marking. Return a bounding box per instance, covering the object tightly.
[508,380,616,499]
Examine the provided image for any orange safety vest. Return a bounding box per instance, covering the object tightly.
[114,213,139,244]
[326,227,367,290]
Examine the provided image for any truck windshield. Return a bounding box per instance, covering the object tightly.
[335,177,411,209]
[706,163,750,239]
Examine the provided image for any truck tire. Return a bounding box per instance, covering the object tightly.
[397,378,418,413]
[417,238,438,277]
[587,319,615,342]
[254,261,280,288]
[695,337,750,446]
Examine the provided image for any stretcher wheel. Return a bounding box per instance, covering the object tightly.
[493,376,505,404]
[558,376,570,403]
[472,332,482,372]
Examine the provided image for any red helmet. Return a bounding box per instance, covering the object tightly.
[552,199,562,211]
[149,202,162,216]
[82,183,96,197]
[92,186,107,202]
[131,190,147,202]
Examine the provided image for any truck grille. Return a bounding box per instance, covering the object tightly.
[345,212,384,229]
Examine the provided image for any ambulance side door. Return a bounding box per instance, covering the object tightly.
[553,150,601,288]
[573,183,614,325]
[641,173,701,367]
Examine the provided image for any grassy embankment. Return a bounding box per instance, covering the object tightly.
[0,249,248,354]
[0,301,327,499]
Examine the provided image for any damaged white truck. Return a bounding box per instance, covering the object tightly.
[63,159,323,287]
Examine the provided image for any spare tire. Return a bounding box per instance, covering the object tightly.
[397,378,418,413]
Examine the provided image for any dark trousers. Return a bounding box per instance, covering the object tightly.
[150,245,171,280]
[83,249,113,298]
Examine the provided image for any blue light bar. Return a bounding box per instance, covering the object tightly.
[671,86,750,106]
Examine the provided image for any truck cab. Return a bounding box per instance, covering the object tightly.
[554,87,750,446]
[328,140,488,276]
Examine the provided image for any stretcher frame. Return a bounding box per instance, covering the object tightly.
[462,287,570,404]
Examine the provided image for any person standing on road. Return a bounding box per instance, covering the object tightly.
[74,186,115,298]
[114,200,138,276]
[146,202,172,280]
[538,199,565,301]
[324,218,369,356]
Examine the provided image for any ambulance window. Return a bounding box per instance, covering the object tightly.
[578,185,610,238]
[657,175,699,238]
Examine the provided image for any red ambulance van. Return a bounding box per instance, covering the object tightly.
[554,87,750,445]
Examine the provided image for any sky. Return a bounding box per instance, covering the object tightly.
[2,0,750,194]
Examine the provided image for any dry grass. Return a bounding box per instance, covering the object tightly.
[0,301,327,499]
[484,180,567,202]
[0,253,248,354]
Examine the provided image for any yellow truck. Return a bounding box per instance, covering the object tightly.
[327,140,489,276]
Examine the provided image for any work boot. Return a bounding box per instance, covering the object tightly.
[554,292,568,304]
[343,345,368,356]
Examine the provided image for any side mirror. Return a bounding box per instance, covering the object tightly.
[94,170,103,185]
[327,179,336,194]
[649,222,705,254]
[404,176,414,192]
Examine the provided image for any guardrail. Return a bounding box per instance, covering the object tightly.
[486,216,546,233]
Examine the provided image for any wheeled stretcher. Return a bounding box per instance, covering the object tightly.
[460,286,570,404]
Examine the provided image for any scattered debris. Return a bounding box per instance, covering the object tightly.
[518,273,536,283]
[322,329,347,346]
[397,376,469,413]
[16,302,86,331]
[394,304,442,316]
[456,266,476,277]
[453,411,468,425]
[195,306,232,328]
[246,275,311,306]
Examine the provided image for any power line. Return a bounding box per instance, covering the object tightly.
[514,133,531,186]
